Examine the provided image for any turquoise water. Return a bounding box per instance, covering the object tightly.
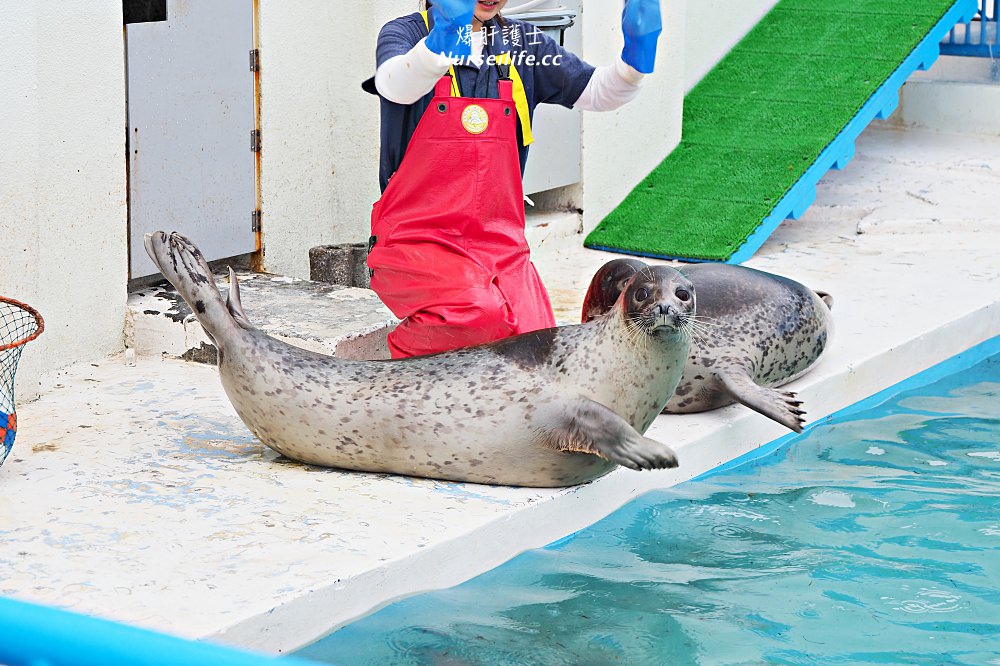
[297,346,1000,665]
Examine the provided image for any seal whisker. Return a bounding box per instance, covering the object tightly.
[680,319,702,346]
[687,316,726,329]
[681,315,716,342]
[685,322,719,345]
[685,323,712,338]
[630,319,651,349]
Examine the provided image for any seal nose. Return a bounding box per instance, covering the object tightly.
[655,304,677,317]
[652,303,681,330]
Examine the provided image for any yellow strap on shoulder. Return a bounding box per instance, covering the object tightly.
[419,11,534,146]
[495,52,534,147]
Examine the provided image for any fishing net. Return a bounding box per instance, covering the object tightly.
[0,297,44,467]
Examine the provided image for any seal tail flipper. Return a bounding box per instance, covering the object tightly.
[816,290,834,310]
[716,368,806,433]
[226,267,255,331]
[536,396,678,470]
[143,231,240,347]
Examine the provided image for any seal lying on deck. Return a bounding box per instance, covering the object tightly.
[583,258,833,433]
[144,232,696,487]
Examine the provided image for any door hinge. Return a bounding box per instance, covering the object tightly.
[250,49,260,72]
[252,210,262,233]
[251,129,261,153]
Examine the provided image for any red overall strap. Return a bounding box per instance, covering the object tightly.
[368,74,554,358]
[498,78,513,101]
[434,75,453,98]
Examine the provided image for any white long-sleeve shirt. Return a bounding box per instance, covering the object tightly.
[374,34,644,111]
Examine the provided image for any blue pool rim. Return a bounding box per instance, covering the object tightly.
[0,596,321,666]
[690,333,1000,483]
[586,0,980,265]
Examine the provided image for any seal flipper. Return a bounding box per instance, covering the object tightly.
[226,267,255,331]
[537,396,678,471]
[716,368,806,433]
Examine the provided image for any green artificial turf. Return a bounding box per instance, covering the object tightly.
[585,0,959,261]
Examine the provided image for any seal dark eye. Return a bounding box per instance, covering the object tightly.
[634,287,650,302]
[675,288,691,302]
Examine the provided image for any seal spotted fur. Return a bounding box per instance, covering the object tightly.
[144,232,696,487]
[583,258,833,433]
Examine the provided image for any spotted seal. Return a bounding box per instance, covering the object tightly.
[583,258,833,433]
[144,232,696,487]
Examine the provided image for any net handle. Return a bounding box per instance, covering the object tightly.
[0,296,45,352]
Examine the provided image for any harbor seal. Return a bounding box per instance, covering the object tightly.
[144,232,696,487]
[583,258,833,433]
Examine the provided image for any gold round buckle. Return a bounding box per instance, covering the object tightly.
[461,104,489,135]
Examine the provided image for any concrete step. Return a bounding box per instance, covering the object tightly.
[126,208,585,366]
[126,271,396,364]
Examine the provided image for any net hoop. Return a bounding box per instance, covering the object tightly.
[0,297,45,352]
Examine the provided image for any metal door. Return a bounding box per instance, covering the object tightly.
[126,0,257,278]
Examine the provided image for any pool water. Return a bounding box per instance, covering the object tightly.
[297,346,1000,666]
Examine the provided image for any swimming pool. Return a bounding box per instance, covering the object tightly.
[295,337,1000,665]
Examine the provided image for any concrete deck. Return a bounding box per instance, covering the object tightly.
[1,124,999,655]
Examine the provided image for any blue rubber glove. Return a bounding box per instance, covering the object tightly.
[425,0,477,59]
[621,0,662,74]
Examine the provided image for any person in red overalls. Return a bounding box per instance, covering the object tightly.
[363,0,662,358]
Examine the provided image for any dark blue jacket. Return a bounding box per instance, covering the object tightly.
[365,12,596,192]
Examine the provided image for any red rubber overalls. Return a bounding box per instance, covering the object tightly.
[368,74,556,358]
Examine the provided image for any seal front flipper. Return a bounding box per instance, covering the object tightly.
[536,396,679,471]
[716,368,806,433]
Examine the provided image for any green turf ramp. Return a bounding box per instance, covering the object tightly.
[585,0,975,263]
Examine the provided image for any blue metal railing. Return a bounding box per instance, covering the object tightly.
[0,597,321,666]
[941,0,998,56]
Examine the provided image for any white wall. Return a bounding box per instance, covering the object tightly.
[258,1,421,279]
[576,0,687,232]
[0,3,128,400]
[684,0,779,91]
